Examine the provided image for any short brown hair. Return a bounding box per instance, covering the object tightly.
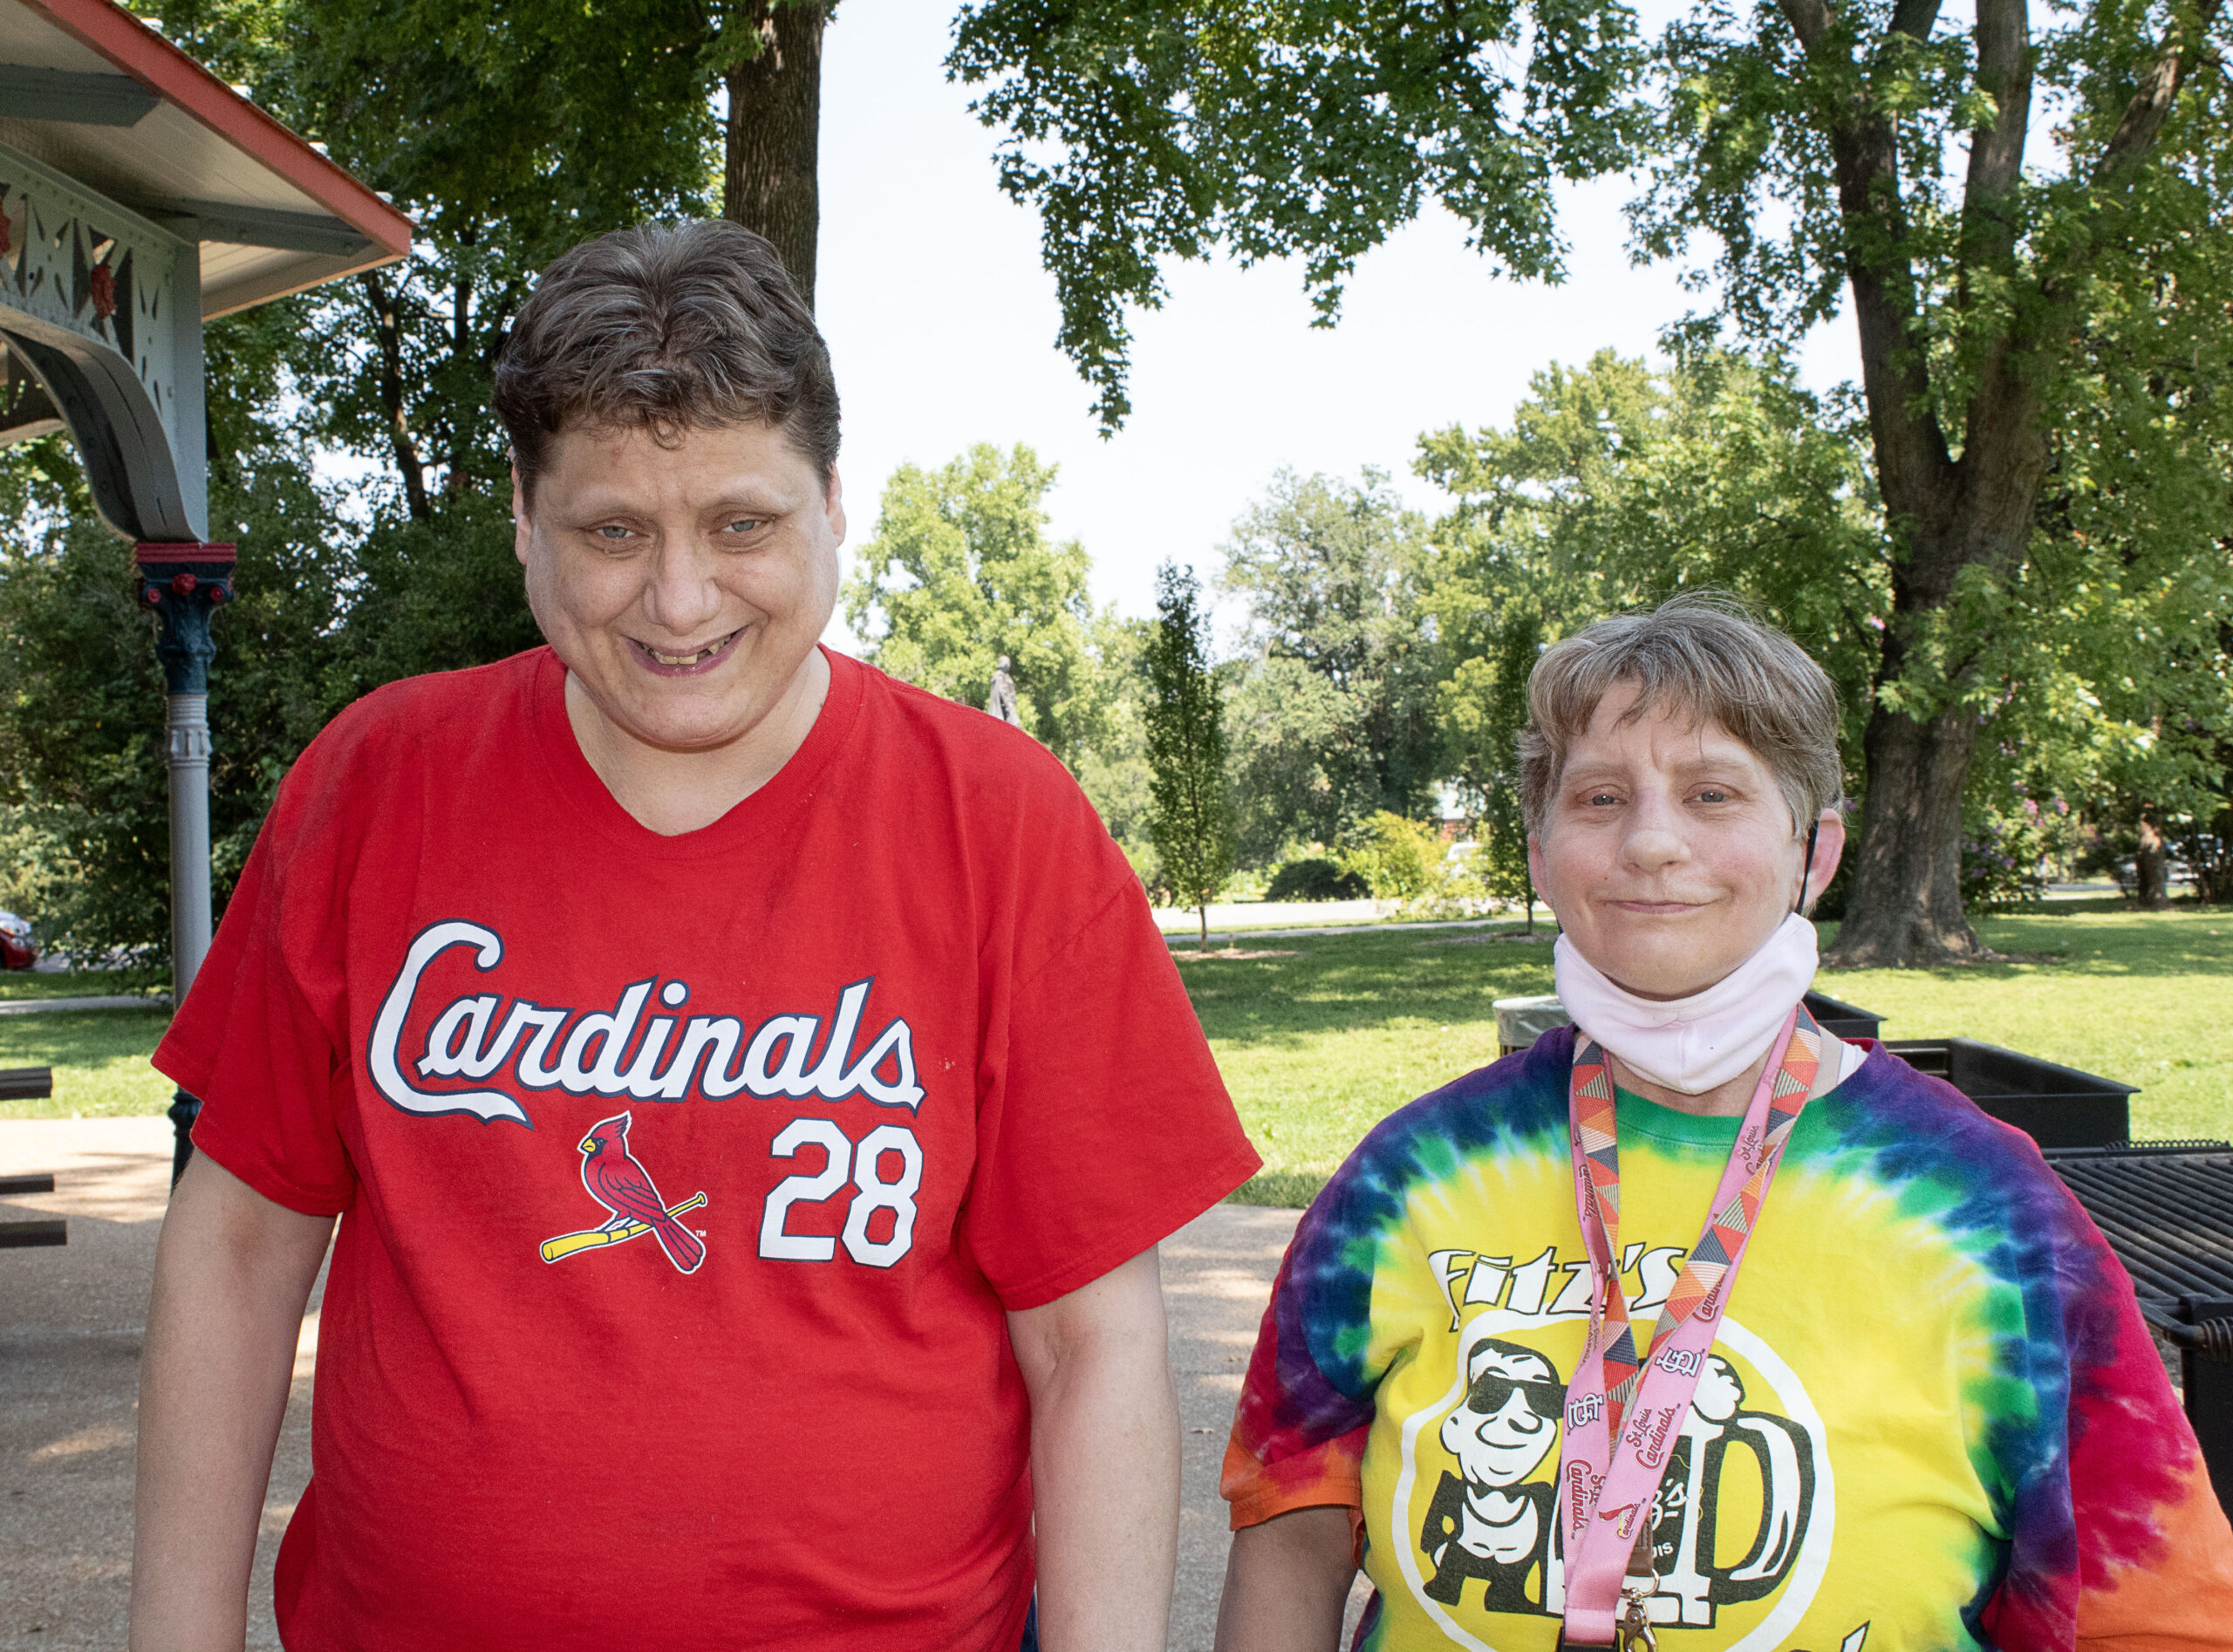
[1518,594,1843,836]
[493,220,839,495]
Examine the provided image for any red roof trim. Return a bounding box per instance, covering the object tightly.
[16,0,413,256]
[135,542,237,563]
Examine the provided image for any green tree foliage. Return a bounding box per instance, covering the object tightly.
[1437,605,1540,927]
[844,443,1114,771]
[0,440,345,964]
[160,0,719,515]
[1220,469,1438,863]
[946,0,1646,427]
[1145,562,1235,944]
[1419,351,1888,742]
[1340,810,1443,902]
[953,0,2233,964]
[1419,349,2233,913]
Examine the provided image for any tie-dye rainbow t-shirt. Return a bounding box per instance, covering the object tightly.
[1223,1030,2233,1650]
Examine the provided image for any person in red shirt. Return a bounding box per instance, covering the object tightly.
[127,220,1260,1652]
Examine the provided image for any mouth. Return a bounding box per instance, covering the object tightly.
[629,627,743,675]
[1607,897,1711,916]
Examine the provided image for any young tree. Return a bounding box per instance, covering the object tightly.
[843,443,1115,771]
[953,0,2233,963]
[1144,562,1235,948]
[1219,469,1439,854]
[1438,606,1544,933]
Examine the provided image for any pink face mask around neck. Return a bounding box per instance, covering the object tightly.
[1552,911,1825,1096]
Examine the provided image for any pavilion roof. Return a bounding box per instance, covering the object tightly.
[0,0,410,317]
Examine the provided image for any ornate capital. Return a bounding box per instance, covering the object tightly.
[136,543,235,697]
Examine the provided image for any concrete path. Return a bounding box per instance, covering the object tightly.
[0,995,169,1018]
[0,1117,1344,1650]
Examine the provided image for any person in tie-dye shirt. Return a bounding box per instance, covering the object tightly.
[1217,597,2233,1651]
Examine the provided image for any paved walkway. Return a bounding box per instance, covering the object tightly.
[0,1118,1334,1650]
[0,995,168,1018]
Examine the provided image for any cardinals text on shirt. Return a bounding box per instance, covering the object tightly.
[369,920,925,1127]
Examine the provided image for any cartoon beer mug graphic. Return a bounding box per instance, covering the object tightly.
[1414,1340,1818,1633]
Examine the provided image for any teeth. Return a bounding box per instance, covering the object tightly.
[645,633,733,667]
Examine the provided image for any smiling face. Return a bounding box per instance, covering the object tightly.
[1439,1345,1561,1491]
[513,418,843,762]
[1527,683,1843,1001]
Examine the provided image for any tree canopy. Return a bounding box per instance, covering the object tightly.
[843,443,1115,771]
[952,0,2233,961]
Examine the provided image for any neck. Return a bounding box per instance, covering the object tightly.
[566,648,830,836]
[1605,1048,1771,1117]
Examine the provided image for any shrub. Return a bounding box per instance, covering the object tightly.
[1340,812,1444,902]
[1266,857,1369,902]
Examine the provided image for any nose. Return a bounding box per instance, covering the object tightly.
[1488,1393,1547,1435]
[1619,785,1690,876]
[638,535,727,639]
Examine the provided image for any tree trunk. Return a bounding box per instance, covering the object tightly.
[2135,813,2170,908]
[1198,904,1209,951]
[360,270,429,522]
[1823,698,1986,963]
[724,2,826,310]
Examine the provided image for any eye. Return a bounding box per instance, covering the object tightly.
[723,516,765,535]
[1588,791,1621,807]
[1694,788,1730,804]
[594,524,632,542]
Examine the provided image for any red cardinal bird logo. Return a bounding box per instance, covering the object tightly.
[539,1110,707,1274]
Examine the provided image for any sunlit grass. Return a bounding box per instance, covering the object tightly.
[0,1007,177,1117]
[1194,904,2233,1206]
[5,911,2223,1188]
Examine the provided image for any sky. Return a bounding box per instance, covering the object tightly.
[811,0,1863,649]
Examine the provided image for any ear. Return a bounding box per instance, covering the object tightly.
[511,466,533,568]
[1798,809,1847,914]
[1526,832,1546,895]
[823,464,847,545]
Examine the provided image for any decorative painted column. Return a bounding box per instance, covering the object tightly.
[136,543,233,1184]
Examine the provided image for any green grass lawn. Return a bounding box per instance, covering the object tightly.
[1188,902,2233,1206]
[0,1006,177,1117]
[4,909,2226,1190]
[0,967,162,1000]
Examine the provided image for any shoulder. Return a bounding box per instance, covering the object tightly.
[297,649,543,779]
[843,654,1077,782]
[1814,1044,2118,1275]
[266,651,545,848]
[1820,1043,2070,1184]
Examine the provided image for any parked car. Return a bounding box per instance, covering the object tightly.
[0,911,34,971]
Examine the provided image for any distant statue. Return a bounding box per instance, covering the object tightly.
[987,656,1022,727]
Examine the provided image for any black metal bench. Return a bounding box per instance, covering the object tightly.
[0,1065,54,1101]
[0,1165,64,1247]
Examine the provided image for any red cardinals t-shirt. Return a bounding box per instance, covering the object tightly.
[158,646,1260,1652]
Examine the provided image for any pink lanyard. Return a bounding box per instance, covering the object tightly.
[1556,1004,1822,1647]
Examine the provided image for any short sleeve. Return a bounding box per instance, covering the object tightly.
[960,861,1259,1311]
[1222,1175,1379,1529]
[1980,1171,2233,1649]
[154,752,359,1218]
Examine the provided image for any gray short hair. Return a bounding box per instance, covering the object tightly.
[493,220,839,496]
[1518,594,1843,836]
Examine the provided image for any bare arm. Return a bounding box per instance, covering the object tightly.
[1215,1506,1357,1652]
[130,1152,336,1652]
[1006,1245,1179,1652]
